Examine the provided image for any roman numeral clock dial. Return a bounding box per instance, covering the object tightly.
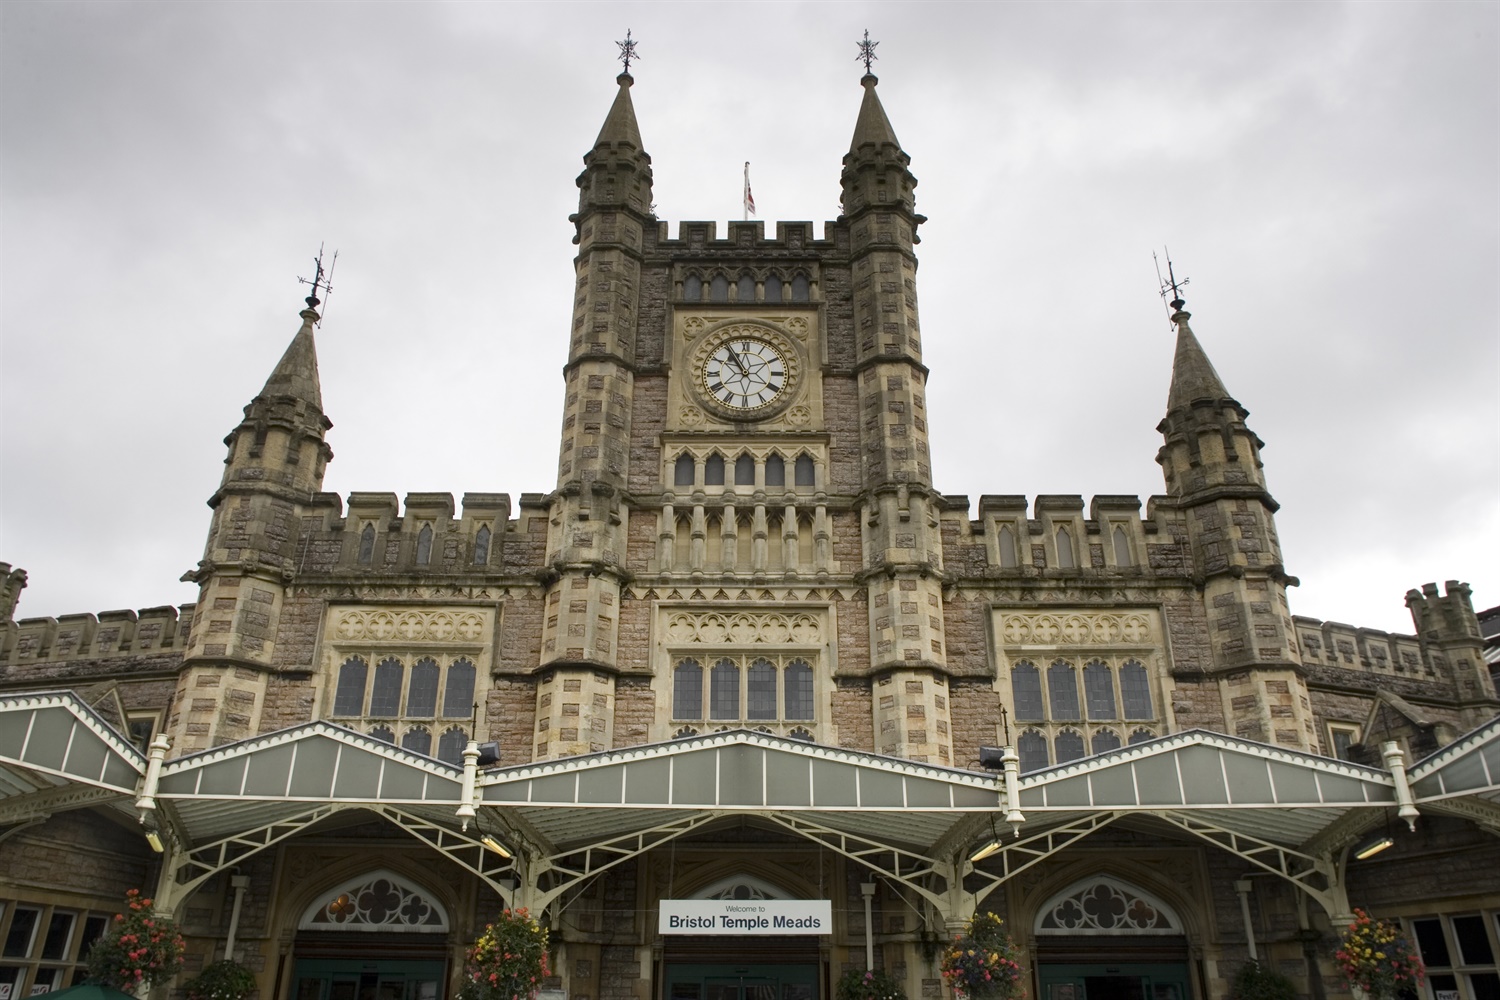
[702,338,788,412]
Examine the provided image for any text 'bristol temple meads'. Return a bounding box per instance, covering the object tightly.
[2,45,1498,1000]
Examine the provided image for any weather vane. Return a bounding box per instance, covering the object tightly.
[297,243,338,323]
[1152,248,1189,323]
[617,30,639,75]
[857,29,878,75]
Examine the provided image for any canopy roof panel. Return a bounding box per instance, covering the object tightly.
[1409,716,1500,805]
[0,691,143,796]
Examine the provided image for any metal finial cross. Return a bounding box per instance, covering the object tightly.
[856,29,878,74]
[1153,248,1189,319]
[616,30,639,74]
[298,243,337,320]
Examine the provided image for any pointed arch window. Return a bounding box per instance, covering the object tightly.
[683,275,702,302]
[443,659,476,718]
[1012,661,1044,721]
[1054,729,1086,764]
[764,275,783,303]
[357,524,376,566]
[737,274,756,302]
[1091,729,1122,755]
[710,658,741,720]
[790,274,810,302]
[674,453,696,487]
[764,454,786,486]
[401,726,432,756]
[704,453,725,486]
[436,727,467,766]
[998,524,1018,568]
[784,659,814,720]
[734,454,756,486]
[407,658,440,718]
[368,725,394,744]
[300,871,449,931]
[1112,525,1132,566]
[673,659,703,720]
[747,658,777,721]
[1055,526,1075,568]
[1035,877,1181,934]
[1128,727,1156,745]
[370,657,404,717]
[473,524,491,565]
[794,454,815,487]
[1083,660,1116,719]
[710,275,729,302]
[1120,660,1153,719]
[415,524,434,566]
[1047,660,1080,720]
[1018,729,1049,773]
[334,657,369,717]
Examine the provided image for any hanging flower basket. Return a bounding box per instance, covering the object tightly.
[84,889,186,991]
[939,912,1026,1000]
[456,908,551,1000]
[1334,909,1425,1000]
[836,968,907,1000]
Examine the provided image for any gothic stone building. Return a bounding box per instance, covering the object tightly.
[3,69,1499,1000]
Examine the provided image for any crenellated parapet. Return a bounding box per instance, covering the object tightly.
[1,603,196,670]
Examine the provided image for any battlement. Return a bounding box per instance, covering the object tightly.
[2,602,196,669]
[1292,614,1430,677]
[939,493,1185,576]
[1406,580,1482,642]
[647,219,844,257]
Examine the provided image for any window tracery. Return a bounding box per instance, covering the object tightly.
[300,872,449,931]
[1035,877,1180,935]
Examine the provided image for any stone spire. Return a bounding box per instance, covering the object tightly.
[576,72,653,219]
[840,72,918,218]
[1165,305,1233,413]
[258,307,324,412]
[849,73,902,153]
[593,72,644,150]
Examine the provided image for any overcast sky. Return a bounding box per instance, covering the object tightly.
[1,2,1495,636]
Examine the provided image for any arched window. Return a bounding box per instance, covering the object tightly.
[407,658,440,717]
[369,725,394,744]
[737,274,755,302]
[1083,660,1116,719]
[1035,877,1181,934]
[415,524,434,566]
[443,659,476,718]
[674,726,699,738]
[710,275,729,302]
[473,524,491,565]
[998,524,1018,568]
[790,274,810,302]
[1128,727,1156,745]
[764,454,786,486]
[794,454,815,487]
[1018,730,1049,773]
[674,453,696,487]
[1012,661,1044,721]
[357,524,376,566]
[402,727,432,756]
[1120,660,1153,719]
[334,657,368,716]
[747,658,777,721]
[734,453,755,486]
[784,659,814,720]
[683,275,702,301]
[300,871,449,931]
[710,658,740,720]
[1055,526,1075,569]
[704,453,725,486]
[1091,729,1122,755]
[370,657,404,717]
[764,275,783,303]
[437,727,467,765]
[788,726,814,742]
[1113,525,1132,566]
[1054,730,1086,764]
[1047,660,1080,720]
[673,659,703,720]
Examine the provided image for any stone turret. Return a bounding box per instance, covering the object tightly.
[1155,303,1311,749]
[1,563,25,625]
[535,73,654,758]
[839,74,950,764]
[170,298,334,754]
[1407,581,1497,726]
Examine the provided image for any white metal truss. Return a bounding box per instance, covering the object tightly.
[1153,810,1345,918]
[523,811,727,915]
[1421,796,1500,836]
[965,812,1126,908]
[162,804,347,911]
[0,783,131,825]
[373,806,516,899]
[764,813,956,914]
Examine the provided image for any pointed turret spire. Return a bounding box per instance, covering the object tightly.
[593,72,643,151]
[840,34,919,221]
[575,38,653,221]
[259,306,324,412]
[1165,305,1233,413]
[849,72,901,153]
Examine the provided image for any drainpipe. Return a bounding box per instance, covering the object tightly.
[861,882,877,969]
[1235,879,1257,962]
[224,874,250,962]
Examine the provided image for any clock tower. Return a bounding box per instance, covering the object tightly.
[532,58,957,765]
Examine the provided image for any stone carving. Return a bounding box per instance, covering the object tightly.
[664,611,822,645]
[683,317,706,334]
[998,612,1153,646]
[786,317,809,339]
[334,608,488,644]
[784,404,812,427]
[301,872,447,930]
[680,406,705,427]
[1037,878,1177,933]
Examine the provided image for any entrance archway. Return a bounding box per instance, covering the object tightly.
[291,871,450,1000]
[1032,877,1192,1000]
[663,872,821,1000]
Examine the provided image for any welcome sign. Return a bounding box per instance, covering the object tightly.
[659,899,832,935]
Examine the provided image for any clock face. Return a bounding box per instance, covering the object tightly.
[702,338,788,411]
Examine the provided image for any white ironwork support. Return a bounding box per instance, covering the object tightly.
[1001,746,1024,832]
[1381,741,1421,830]
[134,733,171,819]
[224,874,249,961]
[765,813,956,914]
[0,784,129,826]
[457,741,479,830]
[375,806,516,900]
[1155,810,1343,919]
[164,804,347,914]
[965,812,1124,909]
[1235,879,1257,961]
